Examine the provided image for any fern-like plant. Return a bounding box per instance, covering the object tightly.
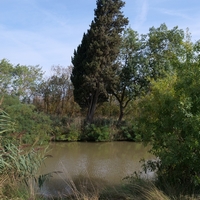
[0,109,15,135]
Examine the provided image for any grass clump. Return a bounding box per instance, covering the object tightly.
[0,108,51,199]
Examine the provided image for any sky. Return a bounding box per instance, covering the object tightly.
[1,0,200,75]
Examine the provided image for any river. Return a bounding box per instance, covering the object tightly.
[38,142,154,197]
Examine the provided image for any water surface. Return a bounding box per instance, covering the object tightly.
[40,142,154,184]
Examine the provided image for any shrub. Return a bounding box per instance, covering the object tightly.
[82,124,110,142]
[51,115,82,141]
[117,122,136,141]
[135,67,200,193]
[65,124,80,141]
[2,95,52,144]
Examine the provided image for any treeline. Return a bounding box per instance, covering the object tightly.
[1,23,200,143]
[0,58,130,142]
[0,62,79,143]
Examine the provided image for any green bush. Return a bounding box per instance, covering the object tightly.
[51,115,81,141]
[66,124,80,141]
[2,95,52,144]
[118,125,135,141]
[135,66,200,193]
[54,124,81,141]
[82,124,110,142]
[116,120,137,141]
[92,118,115,127]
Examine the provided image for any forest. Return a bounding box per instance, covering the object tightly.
[1,0,200,199]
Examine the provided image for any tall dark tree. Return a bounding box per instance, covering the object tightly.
[71,0,128,123]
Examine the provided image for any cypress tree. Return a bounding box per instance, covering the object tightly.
[71,0,128,123]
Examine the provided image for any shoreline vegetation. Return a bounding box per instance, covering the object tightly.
[1,96,200,199]
[0,109,199,200]
[1,147,200,200]
[1,116,200,200]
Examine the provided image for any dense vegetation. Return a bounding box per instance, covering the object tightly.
[1,0,200,199]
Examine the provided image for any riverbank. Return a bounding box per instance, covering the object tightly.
[1,141,200,199]
[1,174,200,200]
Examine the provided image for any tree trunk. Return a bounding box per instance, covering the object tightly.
[117,98,131,125]
[117,103,124,125]
[86,89,99,124]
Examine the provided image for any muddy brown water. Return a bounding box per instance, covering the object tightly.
[38,142,154,198]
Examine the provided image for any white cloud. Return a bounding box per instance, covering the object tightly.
[140,0,148,23]
[157,8,192,20]
[133,0,149,29]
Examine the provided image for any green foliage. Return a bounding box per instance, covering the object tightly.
[82,124,110,142]
[0,142,51,199]
[52,116,113,142]
[65,124,80,141]
[71,0,128,123]
[0,59,43,102]
[54,124,81,142]
[0,108,16,147]
[0,143,45,180]
[107,24,185,124]
[0,109,49,199]
[135,57,200,192]
[2,95,52,144]
[0,59,14,94]
[12,64,43,102]
[142,23,184,79]
[108,28,144,123]
[118,124,136,141]
[51,115,81,141]
[0,109,15,135]
[96,96,119,117]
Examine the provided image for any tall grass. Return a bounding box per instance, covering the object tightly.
[0,109,15,135]
[39,162,101,199]
[0,143,50,199]
[0,108,50,199]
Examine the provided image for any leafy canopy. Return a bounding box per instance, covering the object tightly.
[135,39,200,190]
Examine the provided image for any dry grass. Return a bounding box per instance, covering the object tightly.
[38,162,103,200]
[140,183,171,200]
[1,173,200,200]
[0,174,9,199]
[1,161,200,200]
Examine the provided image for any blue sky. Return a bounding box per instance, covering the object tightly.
[1,0,200,75]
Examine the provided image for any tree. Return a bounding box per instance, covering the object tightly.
[0,59,14,94]
[108,24,184,124]
[71,0,128,123]
[12,64,44,102]
[36,66,77,116]
[141,23,184,79]
[0,59,44,103]
[135,39,200,191]
[108,28,144,124]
